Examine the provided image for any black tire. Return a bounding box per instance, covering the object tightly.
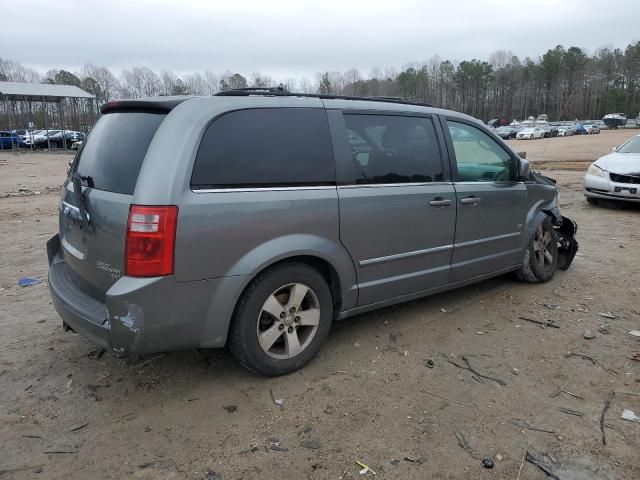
[586,197,599,206]
[516,216,558,283]
[228,262,333,376]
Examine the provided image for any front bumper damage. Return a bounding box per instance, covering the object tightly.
[554,216,578,271]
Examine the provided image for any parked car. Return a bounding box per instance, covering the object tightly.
[574,124,588,135]
[584,124,600,134]
[47,92,578,376]
[557,125,576,137]
[495,126,517,140]
[516,127,544,140]
[22,130,62,148]
[49,130,86,148]
[0,131,24,149]
[584,134,640,206]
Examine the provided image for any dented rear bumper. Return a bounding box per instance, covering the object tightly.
[47,234,242,356]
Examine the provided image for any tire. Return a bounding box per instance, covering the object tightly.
[586,197,599,206]
[516,216,558,283]
[228,262,333,376]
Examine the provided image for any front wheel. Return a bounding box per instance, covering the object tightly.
[228,262,333,376]
[516,217,558,283]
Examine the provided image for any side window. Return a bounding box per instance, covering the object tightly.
[342,114,443,185]
[191,108,335,188]
[447,121,514,182]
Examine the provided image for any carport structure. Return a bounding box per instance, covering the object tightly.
[0,81,97,151]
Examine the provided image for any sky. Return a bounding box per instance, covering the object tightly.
[2,0,639,81]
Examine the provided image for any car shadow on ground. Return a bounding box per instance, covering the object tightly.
[73,272,527,386]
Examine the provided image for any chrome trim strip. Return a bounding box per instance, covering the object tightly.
[454,231,521,248]
[191,186,337,193]
[338,182,453,189]
[359,244,454,267]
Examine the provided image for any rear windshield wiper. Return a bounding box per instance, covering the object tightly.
[71,172,91,226]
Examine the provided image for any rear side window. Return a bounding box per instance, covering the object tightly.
[75,112,165,194]
[191,108,335,188]
[341,114,443,184]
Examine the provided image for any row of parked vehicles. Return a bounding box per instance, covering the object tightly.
[492,118,600,141]
[0,129,85,149]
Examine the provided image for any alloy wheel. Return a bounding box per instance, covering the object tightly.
[256,283,321,359]
[533,224,554,270]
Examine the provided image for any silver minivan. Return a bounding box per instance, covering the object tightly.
[48,91,578,376]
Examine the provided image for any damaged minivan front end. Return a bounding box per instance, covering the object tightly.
[530,170,579,271]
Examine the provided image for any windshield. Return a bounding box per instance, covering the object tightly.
[618,136,640,154]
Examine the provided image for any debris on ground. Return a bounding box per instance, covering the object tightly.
[270,388,284,406]
[518,316,559,329]
[222,405,237,413]
[481,458,494,469]
[628,330,640,337]
[454,431,477,459]
[68,422,88,432]
[600,392,615,445]
[550,390,583,400]
[1,189,42,198]
[598,324,612,335]
[525,451,560,480]
[424,358,435,368]
[558,407,584,417]
[511,419,556,434]
[17,276,42,287]
[564,351,617,375]
[355,460,377,475]
[444,355,506,386]
[621,409,640,423]
[598,312,617,319]
[583,330,595,339]
[403,456,427,464]
[422,390,477,407]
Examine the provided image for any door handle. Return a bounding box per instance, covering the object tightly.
[429,198,452,207]
[460,196,482,206]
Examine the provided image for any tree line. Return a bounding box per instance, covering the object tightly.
[1,40,639,132]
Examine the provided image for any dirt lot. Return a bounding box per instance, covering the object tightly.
[1,130,639,479]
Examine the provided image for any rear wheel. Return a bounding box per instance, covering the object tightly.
[516,217,558,283]
[228,262,333,376]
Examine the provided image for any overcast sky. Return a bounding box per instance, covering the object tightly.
[3,0,639,81]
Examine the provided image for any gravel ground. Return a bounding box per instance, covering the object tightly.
[0,136,639,479]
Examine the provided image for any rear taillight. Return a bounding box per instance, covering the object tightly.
[125,205,178,277]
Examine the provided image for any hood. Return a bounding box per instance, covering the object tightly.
[595,152,640,175]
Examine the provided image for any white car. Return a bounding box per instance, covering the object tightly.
[557,126,576,137]
[516,127,544,140]
[584,134,640,205]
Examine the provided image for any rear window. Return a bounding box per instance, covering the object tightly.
[75,112,165,194]
[191,108,335,188]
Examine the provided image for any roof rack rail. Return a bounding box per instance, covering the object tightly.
[214,89,432,108]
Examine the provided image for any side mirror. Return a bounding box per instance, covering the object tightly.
[518,158,531,180]
[610,146,618,152]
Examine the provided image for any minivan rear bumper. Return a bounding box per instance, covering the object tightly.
[48,235,112,350]
[47,234,247,356]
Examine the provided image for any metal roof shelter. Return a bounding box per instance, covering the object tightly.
[0,81,97,151]
[0,81,95,102]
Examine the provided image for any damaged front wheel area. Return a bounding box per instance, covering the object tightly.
[516,215,578,283]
